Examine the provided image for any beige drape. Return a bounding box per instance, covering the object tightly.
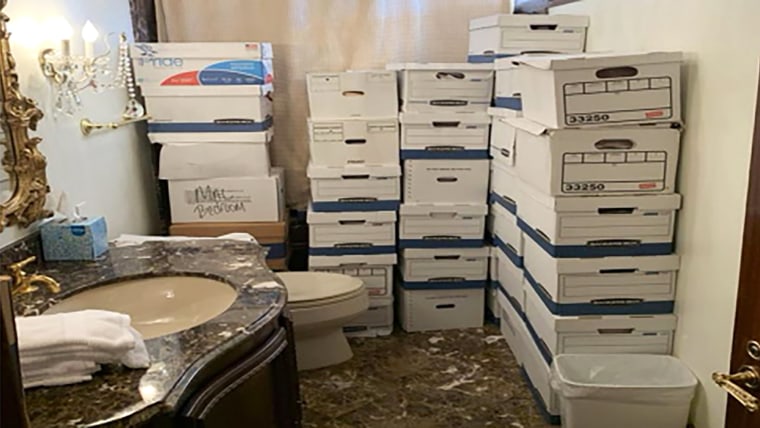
[156,0,512,208]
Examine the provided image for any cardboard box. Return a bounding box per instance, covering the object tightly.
[397,285,484,332]
[522,236,679,316]
[344,296,394,337]
[167,170,284,223]
[307,71,398,118]
[403,159,490,204]
[489,160,521,214]
[490,200,524,262]
[489,108,519,172]
[400,247,489,288]
[400,113,490,159]
[388,63,494,114]
[494,58,522,110]
[524,284,677,363]
[468,14,589,60]
[159,141,271,180]
[517,52,683,129]
[494,244,524,310]
[497,288,526,367]
[309,253,397,297]
[168,220,287,244]
[511,118,681,196]
[516,189,681,258]
[148,129,273,145]
[307,164,401,212]
[307,209,397,255]
[131,42,273,88]
[399,203,487,248]
[144,85,272,133]
[309,118,399,166]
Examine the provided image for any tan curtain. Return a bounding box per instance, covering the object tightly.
[155,0,511,208]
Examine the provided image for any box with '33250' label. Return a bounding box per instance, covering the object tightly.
[516,52,682,129]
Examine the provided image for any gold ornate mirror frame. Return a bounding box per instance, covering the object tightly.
[0,0,51,231]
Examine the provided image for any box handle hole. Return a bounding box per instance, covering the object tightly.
[436,304,457,309]
[433,255,460,260]
[341,174,370,180]
[435,71,465,80]
[529,24,558,31]
[342,90,365,97]
[338,220,367,225]
[436,177,459,183]
[345,139,367,145]
[599,268,638,274]
[598,208,635,215]
[432,121,461,128]
[595,139,635,150]
[596,66,639,79]
[597,328,636,335]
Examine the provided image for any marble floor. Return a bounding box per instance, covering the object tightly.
[300,324,553,428]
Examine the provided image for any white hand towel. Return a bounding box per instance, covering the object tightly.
[24,374,95,389]
[22,360,100,388]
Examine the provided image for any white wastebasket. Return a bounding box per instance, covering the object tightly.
[551,354,697,428]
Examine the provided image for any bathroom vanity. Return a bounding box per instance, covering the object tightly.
[11,239,302,427]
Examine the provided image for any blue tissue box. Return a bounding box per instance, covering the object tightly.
[41,217,108,261]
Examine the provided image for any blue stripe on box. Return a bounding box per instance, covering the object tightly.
[264,243,286,259]
[489,192,517,215]
[519,366,561,426]
[488,280,499,290]
[517,217,674,258]
[485,306,500,324]
[400,280,487,290]
[308,245,397,256]
[493,235,523,268]
[148,116,273,133]
[310,200,400,212]
[523,268,675,316]
[467,53,515,63]
[400,149,490,160]
[398,238,484,249]
[496,284,525,321]
[493,97,523,111]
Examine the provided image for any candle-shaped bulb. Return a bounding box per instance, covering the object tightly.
[82,20,98,58]
[49,16,73,56]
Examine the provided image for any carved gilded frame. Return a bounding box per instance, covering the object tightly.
[0,0,51,231]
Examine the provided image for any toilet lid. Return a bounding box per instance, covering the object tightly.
[277,272,364,303]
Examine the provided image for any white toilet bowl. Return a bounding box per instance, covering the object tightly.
[277,272,369,371]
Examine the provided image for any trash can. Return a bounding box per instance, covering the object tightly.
[551,354,697,428]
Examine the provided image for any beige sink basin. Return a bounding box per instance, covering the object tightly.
[46,276,238,339]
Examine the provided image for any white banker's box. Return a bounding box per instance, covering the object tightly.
[148,130,272,145]
[143,85,272,133]
[400,113,490,159]
[400,247,489,285]
[489,107,520,171]
[493,58,522,110]
[516,190,681,258]
[344,296,394,337]
[468,14,589,58]
[523,236,679,316]
[524,285,677,358]
[159,138,271,179]
[490,160,521,213]
[309,254,396,298]
[494,245,524,310]
[491,197,524,259]
[404,159,490,204]
[307,209,396,254]
[498,288,527,367]
[308,118,399,166]
[397,285,485,332]
[388,63,494,113]
[511,117,681,196]
[131,42,273,88]
[399,203,487,248]
[307,71,398,118]
[517,52,683,129]
[165,169,284,223]
[307,164,401,211]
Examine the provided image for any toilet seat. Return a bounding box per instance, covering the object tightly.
[278,272,364,306]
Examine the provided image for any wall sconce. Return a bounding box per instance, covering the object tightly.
[37,17,150,135]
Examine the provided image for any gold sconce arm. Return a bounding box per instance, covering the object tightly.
[80,114,151,136]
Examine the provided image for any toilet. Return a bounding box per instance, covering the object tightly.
[276,272,369,371]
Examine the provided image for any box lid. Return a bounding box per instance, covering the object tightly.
[400,203,488,216]
[507,116,678,136]
[488,107,521,119]
[149,129,272,144]
[141,83,273,97]
[131,42,272,59]
[517,51,683,71]
[159,143,269,180]
[386,62,493,71]
[469,14,590,31]
[402,247,489,260]
[309,253,397,267]
[307,163,401,179]
[532,192,682,212]
[307,209,397,224]
[308,117,399,125]
[400,112,490,125]
[555,254,681,275]
[553,312,678,332]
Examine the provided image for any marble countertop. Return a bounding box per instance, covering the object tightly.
[12,239,286,428]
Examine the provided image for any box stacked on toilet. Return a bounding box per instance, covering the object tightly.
[305,70,401,337]
[132,42,288,270]
[387,63,494,332]
[490,52,684,425]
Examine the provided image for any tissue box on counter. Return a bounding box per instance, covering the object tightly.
[41,217,108,261]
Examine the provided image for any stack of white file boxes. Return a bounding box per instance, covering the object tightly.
[305,71,401,337]
[132,42,288,269]
[387,63,494,332]
[491,50,683,424]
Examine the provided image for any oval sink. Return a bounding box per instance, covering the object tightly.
[45,276,237,339]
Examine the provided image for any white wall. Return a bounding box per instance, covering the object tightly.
[551,1,758,427]
[0,0,158,247]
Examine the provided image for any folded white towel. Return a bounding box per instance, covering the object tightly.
[22,360,101,389]
[24,374,95,389]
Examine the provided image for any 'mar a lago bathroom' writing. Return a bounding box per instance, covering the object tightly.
[186,185,250,219]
